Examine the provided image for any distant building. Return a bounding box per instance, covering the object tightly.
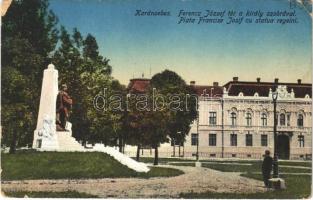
[125,77,312,160]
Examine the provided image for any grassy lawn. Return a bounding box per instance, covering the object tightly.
[180,174,311,199]
[140,166,184,178]
[4,190,97,198]
[240,174,311,199]
[168,160,311,174]
[1,151,183,180]
[133,157,195,163]
[202,159,311,166]
[179,160,311,199]
[201,162,311,173]
[169,162,195,167]
[139,156,311,167]
[279,161,312,167]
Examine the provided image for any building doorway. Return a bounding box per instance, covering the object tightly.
[277,134,290,159]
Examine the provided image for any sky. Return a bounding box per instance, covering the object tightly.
[49,0,312,86]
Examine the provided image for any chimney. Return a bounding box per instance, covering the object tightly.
[233,77,238,82]
[213,82,219,87]
[256,77,261,83]
[190,81,196,85]
[297,79,302,84]
[274,78,279,84]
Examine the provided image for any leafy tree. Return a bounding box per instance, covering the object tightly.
[125,98,151,161]
[148,70,198,164]
[2,0,120,152]
[53,27,122,147]
[124,70,197,164]
[2,0,59,152]
[83,34,100,61]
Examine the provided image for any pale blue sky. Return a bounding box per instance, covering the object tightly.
[49,0,312,85]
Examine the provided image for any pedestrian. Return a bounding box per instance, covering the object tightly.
[262,150,273,188]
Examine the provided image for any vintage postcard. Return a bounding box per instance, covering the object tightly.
[1,0,312,199]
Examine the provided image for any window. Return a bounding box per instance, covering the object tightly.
[298,114,304,127]
[246,133,253,146]
[231,112,237,126]
[261,134,268,146]
[171,138,181,146]
[246,113,252,126]
[209,134,216,146]
[280,114,285,126]
[298,134,304,147]
[191,133,198,146]
[287,114,291,126]
[36,139,42,148]
[209,112,217,125]
[230,133,237,146]
[261,113,267,126]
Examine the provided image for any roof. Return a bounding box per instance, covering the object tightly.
[223,81,312,98]
[127,78,312,98]
[127,78,151,93]
[191,85,223,97]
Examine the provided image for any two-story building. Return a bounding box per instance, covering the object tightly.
[125,77,312,160]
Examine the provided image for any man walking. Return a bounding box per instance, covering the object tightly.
[262,150,273,188]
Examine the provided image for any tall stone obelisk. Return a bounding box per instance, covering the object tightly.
[32,64,59,150]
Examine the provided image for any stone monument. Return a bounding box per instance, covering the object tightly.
[33,64,83,151]
[32,64,59,150]
[31,64,149,173]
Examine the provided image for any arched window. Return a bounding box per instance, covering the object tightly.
[246,113,252,126]
[280,114,285,126]
[261,113,267,126]
[298,134,305,147]
[231,112,237,126]
[297,114,304,127]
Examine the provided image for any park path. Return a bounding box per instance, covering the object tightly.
[1,165,266,198]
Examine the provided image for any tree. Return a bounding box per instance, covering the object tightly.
[2,0,119,152]
[53,27,122,147]
[148,70,198,164]
[2,0,59,152]
[83,34,100,61]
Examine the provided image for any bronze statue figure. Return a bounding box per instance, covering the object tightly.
[56,84,73,131]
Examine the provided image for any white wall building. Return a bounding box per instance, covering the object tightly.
[126,77,312,160]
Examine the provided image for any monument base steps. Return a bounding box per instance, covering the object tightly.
[57,131,84,151]
[53,132,150,172]
[32,64,149,173]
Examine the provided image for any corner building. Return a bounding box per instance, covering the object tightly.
[126,77,312,160]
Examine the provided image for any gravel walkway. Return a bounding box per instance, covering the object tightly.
[1,165,266,198]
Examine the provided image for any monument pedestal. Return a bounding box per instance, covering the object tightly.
[32,64,59,150]
[33,130,59,151]
[57,130,84,151]
[269,178,286,190]
[195,161,202,167]
[32,64,83,152]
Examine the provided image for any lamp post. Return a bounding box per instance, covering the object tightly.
[196,112,199,161]
[272,88,279,178]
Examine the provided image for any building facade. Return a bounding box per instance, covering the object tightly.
[125,77,312,160]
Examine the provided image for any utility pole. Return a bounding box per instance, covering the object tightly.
[221,98,224,158]
[272,87,279,178]
[196,110,199,161]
